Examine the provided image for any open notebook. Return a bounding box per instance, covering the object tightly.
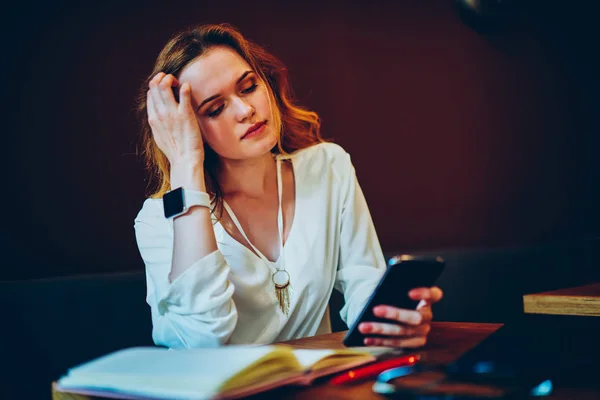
[56,345,395,399]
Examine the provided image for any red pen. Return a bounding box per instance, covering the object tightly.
[330,354,421,385]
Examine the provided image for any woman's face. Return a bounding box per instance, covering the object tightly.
[178,46,278,161]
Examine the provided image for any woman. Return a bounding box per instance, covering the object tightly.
[134,23,443,349]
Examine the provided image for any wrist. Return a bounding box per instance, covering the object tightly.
[163,187,211,219]
[170,161,206,192]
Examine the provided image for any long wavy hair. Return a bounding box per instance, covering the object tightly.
[136,23,324,218]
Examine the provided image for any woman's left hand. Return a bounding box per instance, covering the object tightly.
[358,286,444,348]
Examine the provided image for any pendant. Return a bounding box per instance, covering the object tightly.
[272,270,292,316]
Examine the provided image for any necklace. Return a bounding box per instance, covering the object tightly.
[222,155,292,315]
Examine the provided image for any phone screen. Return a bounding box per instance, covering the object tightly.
[342,255,445,347]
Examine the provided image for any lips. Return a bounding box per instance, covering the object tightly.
[242,121,267,139]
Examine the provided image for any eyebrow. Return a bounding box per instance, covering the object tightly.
[196,70,254,112]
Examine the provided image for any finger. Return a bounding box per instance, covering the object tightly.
[408,286,443,305]
[146,90,159,129]
[364,336,427,348]
[146,92,165,148]
[359,322,414,337]
[418,306,433,323]
[148,72,166,89]
[148,81,168,121]
[157,74,180,107]
[373,305,422,326]
[150,74,179,122]
[359,322,431,337]
[146,90,156,126]
[178,82,193,114]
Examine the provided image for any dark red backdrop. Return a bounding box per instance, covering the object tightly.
[4,0,598,280]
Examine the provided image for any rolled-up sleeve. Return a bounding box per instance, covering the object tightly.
[332,150,386,327]
[134,200,238,348]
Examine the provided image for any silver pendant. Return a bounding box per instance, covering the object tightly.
[272,269,290,288]
[272,270,292,316]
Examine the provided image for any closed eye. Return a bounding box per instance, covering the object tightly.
[241,83,258,94]
[207,104,224,118]
[206,81,258,118]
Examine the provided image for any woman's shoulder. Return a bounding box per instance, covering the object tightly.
[289,141,352,173]
[134,197,166,226]
[290,141,347,158]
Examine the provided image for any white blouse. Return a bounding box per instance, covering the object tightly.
[134,142,387,348]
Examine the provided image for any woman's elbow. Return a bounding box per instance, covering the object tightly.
[152,305,238,348]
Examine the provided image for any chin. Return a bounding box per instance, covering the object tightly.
[244,127,277,155]
[250,137,278,159]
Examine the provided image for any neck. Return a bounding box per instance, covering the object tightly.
[218,152,277,199]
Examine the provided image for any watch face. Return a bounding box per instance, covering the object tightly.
[163,187,185,218]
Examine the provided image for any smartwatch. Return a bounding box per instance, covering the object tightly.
[163,187,211,219]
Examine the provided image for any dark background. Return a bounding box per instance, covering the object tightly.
[3,0,599,281]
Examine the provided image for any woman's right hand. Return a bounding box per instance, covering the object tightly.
[146,72,205,167]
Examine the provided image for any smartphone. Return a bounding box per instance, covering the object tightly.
[342,255,445,347]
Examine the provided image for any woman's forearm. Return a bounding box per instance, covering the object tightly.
[169,162,219,282]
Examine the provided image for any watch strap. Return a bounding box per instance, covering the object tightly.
[183,189,211,211]
[163,187,211,219]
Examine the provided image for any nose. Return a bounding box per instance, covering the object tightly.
[232,96,255,122]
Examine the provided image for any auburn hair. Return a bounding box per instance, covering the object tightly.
[136,23,324,218]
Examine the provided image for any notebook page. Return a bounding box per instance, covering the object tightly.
[58,346,278,400]
[292,349,336,369]
[292,347,400,370]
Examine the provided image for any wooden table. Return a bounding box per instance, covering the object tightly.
[52,322,600,400]
[523,282,600,317]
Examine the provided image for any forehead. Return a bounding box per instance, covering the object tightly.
[179,47,252,98]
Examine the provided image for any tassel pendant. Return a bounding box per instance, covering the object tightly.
[273,270,292,316]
